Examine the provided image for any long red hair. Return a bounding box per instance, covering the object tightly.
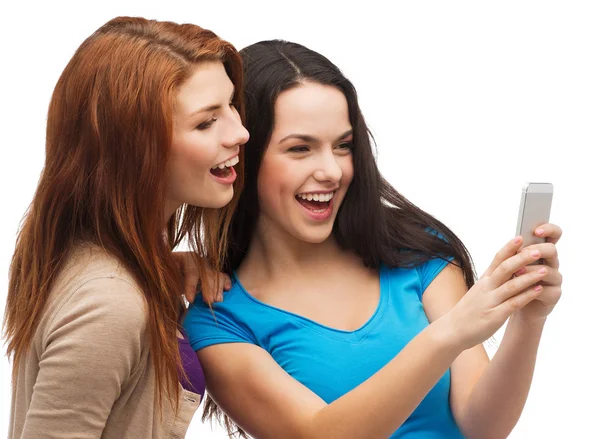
[3,16,245,408]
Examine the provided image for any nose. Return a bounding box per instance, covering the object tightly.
[222,107,250,149]
[313,150,343,183]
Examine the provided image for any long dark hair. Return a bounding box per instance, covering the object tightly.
[4,17,245,410]
[228,40,475,278]
[205,39,476,436]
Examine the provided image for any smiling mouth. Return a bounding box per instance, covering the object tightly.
[295,192,335,213]
[210,155,239,178]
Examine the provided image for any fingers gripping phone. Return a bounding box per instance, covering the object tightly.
[516,183,553,258]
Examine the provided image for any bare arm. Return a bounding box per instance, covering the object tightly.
[198,238,547,439]
[456,315,546,439]
[428,227,562,439]
[200,321,461,439]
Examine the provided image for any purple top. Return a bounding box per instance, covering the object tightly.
[178,329,205,398]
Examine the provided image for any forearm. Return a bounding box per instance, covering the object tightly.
[307,318,463,439]
[457,314,546,439]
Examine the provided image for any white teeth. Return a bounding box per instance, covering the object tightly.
[212,155,239,170]
[297,192,335,202]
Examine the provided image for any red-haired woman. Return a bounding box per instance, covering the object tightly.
[4,16,248,438]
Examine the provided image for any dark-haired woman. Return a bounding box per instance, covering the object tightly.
[184,40,563,439]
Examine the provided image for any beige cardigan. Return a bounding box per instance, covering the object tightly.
[9,245,200,438]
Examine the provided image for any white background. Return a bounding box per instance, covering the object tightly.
[1,1,598,437]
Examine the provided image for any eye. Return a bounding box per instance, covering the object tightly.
[287,145,310,153]
[196,118,217,131]
[336,142,354,151]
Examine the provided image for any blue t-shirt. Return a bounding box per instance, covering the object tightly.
[184,258,465,439]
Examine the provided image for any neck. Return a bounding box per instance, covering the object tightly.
[239,216,351,283]
[164,200,180,226]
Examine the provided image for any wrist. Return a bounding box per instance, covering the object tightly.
[510,310,548,332]
[429,315,468,357]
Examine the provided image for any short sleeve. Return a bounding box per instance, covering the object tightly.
[416,258,453,296]
[183,293,256,351]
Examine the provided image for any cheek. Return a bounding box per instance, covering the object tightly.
[257,161,281,210]
[167,133,219,202]
[257,158,297,213]
[341,156,354,186]
[172,133,218,170]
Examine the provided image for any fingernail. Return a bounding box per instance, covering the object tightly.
[538,267,547,274]
[531,250,541,258]
[535,228,544,236]
[534,285,543,291]
[514,236,522,244]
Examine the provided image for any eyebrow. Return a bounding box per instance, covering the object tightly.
[188,88,235,118]
[278,129,353,144]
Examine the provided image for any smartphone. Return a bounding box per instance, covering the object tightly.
[516,182,553,250]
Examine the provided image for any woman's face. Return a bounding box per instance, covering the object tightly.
[256,82,354,244]
[166,61,249,217]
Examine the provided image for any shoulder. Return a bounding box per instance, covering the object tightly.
[384,256,452,287]
[183,280,258,350]
[60,274,146,323]
[42,245,148,343]
[421,260,467,322]
[416,257,454,291]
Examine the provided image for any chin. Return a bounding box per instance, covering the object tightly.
[192,189,234,209]
[295,226,334,244]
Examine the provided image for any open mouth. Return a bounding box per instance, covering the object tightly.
[295,191,335,213]
[210,155,239,179]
